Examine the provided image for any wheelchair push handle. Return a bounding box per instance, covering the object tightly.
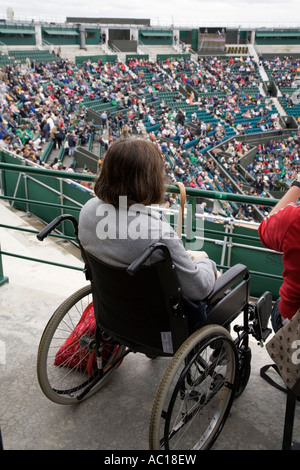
[127,243,172,276]
[37,214,79,241]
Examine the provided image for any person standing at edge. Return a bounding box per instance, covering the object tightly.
[258,177,300,332]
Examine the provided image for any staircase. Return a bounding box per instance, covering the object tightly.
[248,43,269,82]
[248,43,259,62]
[137,44,179,62]
[273,97,287,117]
[248,43,286,118]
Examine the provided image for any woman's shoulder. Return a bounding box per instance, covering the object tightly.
[80,196,102,215]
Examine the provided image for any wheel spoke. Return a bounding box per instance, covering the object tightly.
[37,285,126,404]
[149,325,237,450]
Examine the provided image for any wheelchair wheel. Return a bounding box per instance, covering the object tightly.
[234,346,252,399]
[37,285,126,405]
[149,325,238,450]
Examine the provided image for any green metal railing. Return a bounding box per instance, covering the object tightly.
[0,161,280,205]
[0,161,283,296]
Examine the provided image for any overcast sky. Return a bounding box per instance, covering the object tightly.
[1,0,300,28]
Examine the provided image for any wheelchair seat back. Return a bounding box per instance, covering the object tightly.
[83,245,190,357]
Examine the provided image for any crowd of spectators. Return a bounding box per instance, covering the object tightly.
[0,51,298,222]
[246,134,300,192]
[263,56,300,118]
[160,55,261,94]
[0,56,96,166]
[263,55,300,89]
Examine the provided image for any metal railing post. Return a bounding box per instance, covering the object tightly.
[0,244,9,286]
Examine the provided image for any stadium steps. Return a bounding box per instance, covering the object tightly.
[272,97,287,117]
[259,83,266,97]
[248,44,269,82]
[136,44,179,61]
[0,199,85,293]
[58,45,107,62]
[248,44,259,62]
[44,146,60,166]
[258,63,269,82]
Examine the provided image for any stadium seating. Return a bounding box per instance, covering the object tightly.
[1,49,299,222]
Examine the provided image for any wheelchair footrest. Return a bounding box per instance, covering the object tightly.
[249,291,272,343]
[260,326,272,342]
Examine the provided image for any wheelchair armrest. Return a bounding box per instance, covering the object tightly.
[126,243,172,276]
[206,263,249,305]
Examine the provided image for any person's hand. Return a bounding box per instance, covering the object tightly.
[187,250,208,260]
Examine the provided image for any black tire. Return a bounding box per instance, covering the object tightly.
[37,285,126,404]
[234,346,252,399]
[149,325,238,450]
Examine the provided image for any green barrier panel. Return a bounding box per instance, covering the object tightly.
[61,180,92,237]
[0,153,27,211]
[0,155,93,236]
[0,159,281,207]
[27,173,62,222]
[230,245,283,299]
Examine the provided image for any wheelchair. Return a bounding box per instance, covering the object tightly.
[36,214,272,450]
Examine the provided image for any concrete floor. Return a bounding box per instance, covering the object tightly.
[0,201,299,451]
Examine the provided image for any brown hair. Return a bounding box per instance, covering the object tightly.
[94,138,165,206]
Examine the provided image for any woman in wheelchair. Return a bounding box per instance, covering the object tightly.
[36,136,272,450]
[78,137,218,328]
